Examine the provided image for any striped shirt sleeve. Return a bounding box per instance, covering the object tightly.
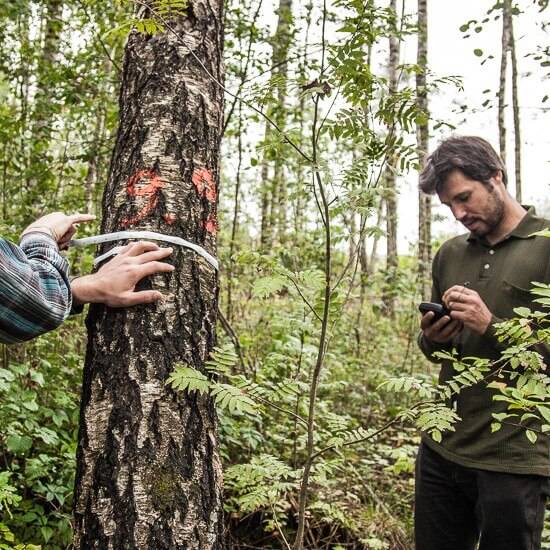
[0,233,72,344]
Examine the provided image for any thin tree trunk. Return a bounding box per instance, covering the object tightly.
[498,0,511,164]
[416,0,431,300]
[383,0,399,317]
[509,8,522,202]
[84,106,107,216]
[73,1,225,547]
[260,144,272,249]
[292,2,312,239]
[367,201,383,276]
[273,0,292,243]
[226,102,243,321]
[260,0,293,248]
[26,0,63,217]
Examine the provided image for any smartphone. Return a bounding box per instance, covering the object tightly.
[418,301,450,322]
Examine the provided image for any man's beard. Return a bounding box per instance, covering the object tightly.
[463,187,505,237]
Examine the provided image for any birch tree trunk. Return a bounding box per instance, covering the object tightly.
[509,9,522,202]
[498,0,511,164]
[498,0,522,200]
[25,0,63,219]
[260,0,293,247]
[416,0,431,300]
[73,2,225,548]
[383,0,399,317]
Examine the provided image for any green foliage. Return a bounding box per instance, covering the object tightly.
[166,364,210,393]
[0,322,84,548]
[1,0,545,546]
[167,347,259,416]
[224,454,301,513]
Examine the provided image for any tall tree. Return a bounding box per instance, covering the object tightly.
[416,0,431,300]
[498,0,511,163]
[509,4,522,202]
[260,0,293,248]
[383,0,400,317]
[497,0,522,200]
[72,1,225,547]
[25,0,64,220]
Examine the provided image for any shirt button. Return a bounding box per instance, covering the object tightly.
[484,263,490,269]
[489,249,495,255]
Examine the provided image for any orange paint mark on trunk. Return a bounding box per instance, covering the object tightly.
[192,168,217,203]
[192,167,218,235]
[204,212,218,235]
[122,169,166,227]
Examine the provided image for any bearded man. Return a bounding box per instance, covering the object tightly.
[416,136,550,550]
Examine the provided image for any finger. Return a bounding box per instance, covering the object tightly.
[68,213,96,224]
[137,261,176,278]
[125,241,162,256]
[430,315,452,331]
[443,285,461,297]
[60,226,77,241]
[448,301,469,312]
[420,311,435,329]
[449,311,470,323]
[441,326,462,341]
[438,320,462,339]
[116,290,165,307]
[443,286,468,303]
[132,247,173,265]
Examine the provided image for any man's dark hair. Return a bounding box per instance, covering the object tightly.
[419,136,507,194]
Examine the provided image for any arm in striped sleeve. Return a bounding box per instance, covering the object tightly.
[0,233,72,344]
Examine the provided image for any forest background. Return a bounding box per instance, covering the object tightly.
[0,0,549,548]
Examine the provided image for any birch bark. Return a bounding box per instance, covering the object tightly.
[416,0,431,300]
[73,2,225,547]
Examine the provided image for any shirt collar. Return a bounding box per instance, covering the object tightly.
[467,206,543,243]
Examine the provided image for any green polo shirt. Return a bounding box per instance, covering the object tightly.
[419,206,550,476]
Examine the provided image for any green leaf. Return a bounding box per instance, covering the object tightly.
[537,405,550,423]
[252,275,286,298]
[5,435,33,454]
[205,345,239,376]
[513,307,532,317]
[40,525,54,543]
[473,48,483,57]
[210,383,257,415]
[526,430,537,444]
[491,422,501,433]
[166,365,210,394]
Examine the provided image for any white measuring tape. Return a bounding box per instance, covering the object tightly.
[71,231,218,270]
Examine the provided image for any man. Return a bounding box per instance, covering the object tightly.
[416,136,550,550]
[0,211,174,344]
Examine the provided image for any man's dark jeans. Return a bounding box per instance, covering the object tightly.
[415,442,550,550]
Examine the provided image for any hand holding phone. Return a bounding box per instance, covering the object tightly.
[419,301,462,344]
[418,301,450,322]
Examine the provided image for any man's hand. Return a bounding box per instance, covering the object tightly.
[421,311,463,344]
[71,242,174,307]
[442,285,493,335]
[22,212,96,248]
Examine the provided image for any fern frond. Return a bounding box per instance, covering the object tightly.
[379,376,434,399]
[166,364,210,394]
[205,344,239,376]
[211,383,258,415]
[232,375,268,399]
[252,274,287,298]
[327,426,371,448]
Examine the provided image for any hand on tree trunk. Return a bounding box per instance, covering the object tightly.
[71,241,174,307]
